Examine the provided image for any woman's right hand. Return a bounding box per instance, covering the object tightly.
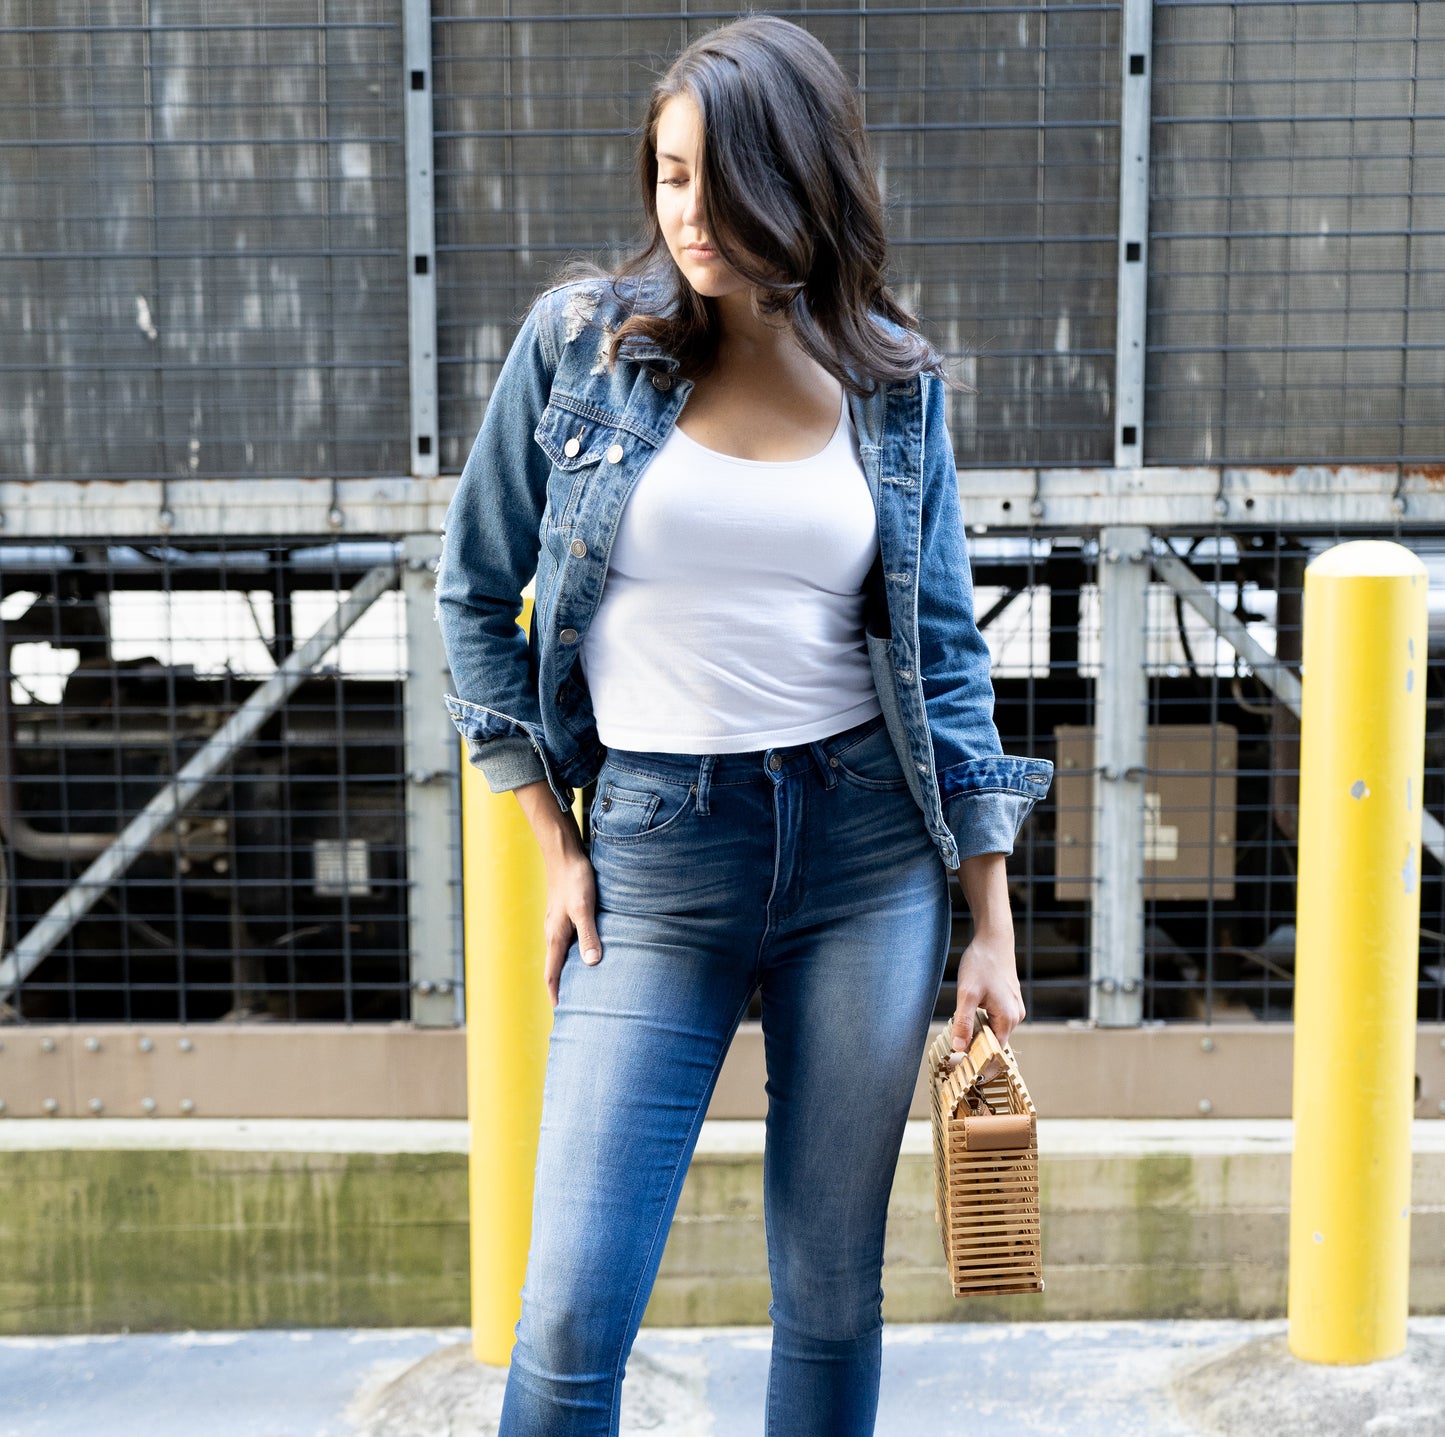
[542,847,602,1007]
[512,777,603,1007]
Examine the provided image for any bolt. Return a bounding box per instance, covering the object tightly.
[43,1097,59,1114]
[416,979,435,995]
[88,1098,104,1114]
[85,1037,100,1053]
[1129,549,1146,565]
[138,1037,153,1053]
[1201,1037,1215,1053]
[1099,977,1118,994]
[178,1037,194,1053]
[1392,495,1407,516]
[1104,549,1120,565]
[178,857,192,875]
[179,1098,195,1115]
[1213,497,1229,517]
[212,857,229,875]
[328,506,344,530]
[141,1097,157,1114]
[1029,498,1045,519]
[158,508,175,532]
[1198,1098,1213,1115]
[40,1037,55,1053]
[210,818,226,835]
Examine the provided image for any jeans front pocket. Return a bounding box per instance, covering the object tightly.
[589,764,698,844]
[830,718,909,792]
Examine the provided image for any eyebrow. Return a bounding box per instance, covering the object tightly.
[656,151,691,164]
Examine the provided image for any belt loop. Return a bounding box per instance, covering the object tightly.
[696,754,716,816]
[809,739,837,791]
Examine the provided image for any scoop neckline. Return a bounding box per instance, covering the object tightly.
[668,396,849,468]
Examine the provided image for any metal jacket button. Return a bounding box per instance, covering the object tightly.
[606,442,624,464]
[569,539,587,557]
[559,627,579,644]
[651,372,673,391]
[563,437,582,458]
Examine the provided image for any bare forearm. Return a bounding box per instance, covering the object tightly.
[511,778,585,867]
[956,851,1014,940]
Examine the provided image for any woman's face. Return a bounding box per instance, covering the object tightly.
[653,94,750,301]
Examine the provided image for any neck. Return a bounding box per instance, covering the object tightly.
[710,288,798,363]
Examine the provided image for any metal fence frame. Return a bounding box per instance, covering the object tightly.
[2,0,1442,1069]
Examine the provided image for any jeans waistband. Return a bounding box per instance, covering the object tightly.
[599,711,889,791]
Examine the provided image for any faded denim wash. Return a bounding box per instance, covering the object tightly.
[497,713,954,1437]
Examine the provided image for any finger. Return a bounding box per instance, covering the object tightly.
[544,929,567,1009]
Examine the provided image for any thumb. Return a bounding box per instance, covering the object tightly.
[575,909,602,967]
[952,1000,977,1052]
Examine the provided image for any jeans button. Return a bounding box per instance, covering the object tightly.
[768,754,782,772]
[569,538,587,558]
[559,627,579,644]
[651,372,673,392]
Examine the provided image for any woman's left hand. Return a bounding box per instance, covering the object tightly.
[950,853,1025,1079]
[952,929,1025,1060]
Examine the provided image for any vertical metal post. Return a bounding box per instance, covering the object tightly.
[402,533,459,1026]
[1114,0,1153,469]
[403,0,439,479]
[1288,541,1426,1364]
[1092,528,1150,1025]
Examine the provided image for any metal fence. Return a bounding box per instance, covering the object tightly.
[2,0,1443,1030]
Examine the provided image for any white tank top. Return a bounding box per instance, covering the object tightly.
[578,400,883,753]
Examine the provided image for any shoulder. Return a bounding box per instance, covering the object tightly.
[527,274,653,358]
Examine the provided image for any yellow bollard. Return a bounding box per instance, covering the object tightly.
[1287,539,1427,1364]
[460,597,574,1365]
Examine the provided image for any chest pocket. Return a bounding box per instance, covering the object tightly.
[535,401,618,527]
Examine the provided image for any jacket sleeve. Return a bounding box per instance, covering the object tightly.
[916,372,1053,860]
[434,292,561,796]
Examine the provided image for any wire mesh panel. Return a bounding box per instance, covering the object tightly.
[0,0,411,481]
[1147,0,1445,464]
[0,541,412,1022]
[432,0,1122,469]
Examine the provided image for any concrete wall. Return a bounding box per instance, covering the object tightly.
[1,1121,1441,1335]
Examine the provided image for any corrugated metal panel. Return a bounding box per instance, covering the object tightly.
[0,0,410,481]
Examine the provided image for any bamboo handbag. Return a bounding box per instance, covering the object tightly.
[928,1017,1043,1296]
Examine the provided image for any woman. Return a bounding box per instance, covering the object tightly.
[436,15,1053,1435]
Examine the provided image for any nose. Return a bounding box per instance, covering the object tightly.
[681,183,703,230]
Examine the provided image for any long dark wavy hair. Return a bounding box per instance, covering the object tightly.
[593,14,945,393]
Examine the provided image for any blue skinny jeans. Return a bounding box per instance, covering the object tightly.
[497,712,953,1436]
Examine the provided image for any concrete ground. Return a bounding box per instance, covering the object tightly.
[3,1319,1443,1436]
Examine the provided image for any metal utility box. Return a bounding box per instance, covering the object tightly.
[1053,724,1238,901]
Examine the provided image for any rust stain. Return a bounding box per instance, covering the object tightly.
[1405,464,1445,489]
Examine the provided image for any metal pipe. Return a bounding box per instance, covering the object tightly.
[0,561,398,994]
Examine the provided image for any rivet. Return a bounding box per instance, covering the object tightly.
[1198,1098,1213,1115]
[179,1098,195,1114]
[1200,1037,1214,1053]
[178,1037,194,1053]
[40,1037,55,1053]
[85,1037,100,1053]
[829,756,839,768]
[141,1097,157,1114]
[138,1037,154,1053]
[43,1097,59,1114]
[88,1098,104,1114]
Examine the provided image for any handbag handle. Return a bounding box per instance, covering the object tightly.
[936,1008,1006,1089]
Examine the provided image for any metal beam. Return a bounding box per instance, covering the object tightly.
[0,562,400,994]
[8,467,1445,541]
[1113,0,1153,468]
[403,0,440,479]
[1152,544,1445,869]
[401,534,461,1026]
[1092,527,1151,1025]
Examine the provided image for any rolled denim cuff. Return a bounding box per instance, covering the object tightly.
[465,733,550,794]
[939,756,1054,863]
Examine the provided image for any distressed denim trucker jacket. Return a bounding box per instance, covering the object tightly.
[435,279,1054,871]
